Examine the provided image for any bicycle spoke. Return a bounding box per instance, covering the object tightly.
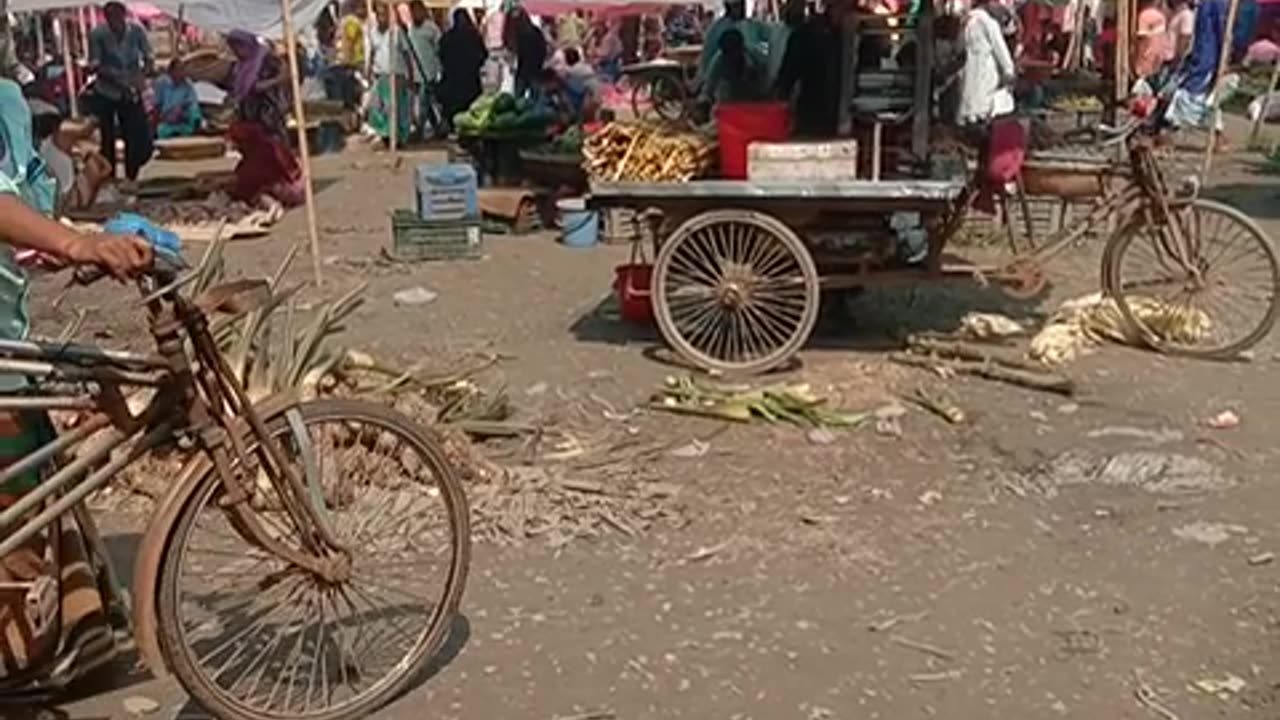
[168,407,462,719]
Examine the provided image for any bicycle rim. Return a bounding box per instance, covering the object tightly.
[1106,199,1280,359]
[155,398,470,720]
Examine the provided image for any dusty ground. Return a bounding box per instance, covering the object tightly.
[31,119,1280,720]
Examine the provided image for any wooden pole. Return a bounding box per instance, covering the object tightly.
[1248,54,1280,149]
[79,7,90,62]
[57,15,78,118]
[174,4,185,57]
[389,3,398,154]
[1114,0,1130,114]
[35,12,46,65]
[1202,0,1241,179]
[279,0,325,285]
[365,0,375,79]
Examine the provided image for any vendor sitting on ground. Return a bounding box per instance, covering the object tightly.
[699,28,769,107]
[226,120,305,207]
[29,101,114,213]
[152,58,203,138]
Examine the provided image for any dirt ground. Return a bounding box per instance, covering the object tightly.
[33,118,1280,720]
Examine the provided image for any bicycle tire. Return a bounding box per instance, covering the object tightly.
[154,398,471,720]
[1102,198,1280,359]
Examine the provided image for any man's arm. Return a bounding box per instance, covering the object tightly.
[0,194,152,278]
[137,26,155,76]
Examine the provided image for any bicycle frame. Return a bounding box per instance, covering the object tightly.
[937,129,1192,293]
[0,274,346,680]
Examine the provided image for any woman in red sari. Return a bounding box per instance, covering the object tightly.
[226,121,305,207]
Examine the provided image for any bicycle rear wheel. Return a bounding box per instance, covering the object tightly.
[154,398,470,720]
[1103,198,1280,359]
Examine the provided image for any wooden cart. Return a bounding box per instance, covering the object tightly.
[588,133,1280,374]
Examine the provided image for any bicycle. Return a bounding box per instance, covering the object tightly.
[940,113,1280,359]
[0,253,471,719]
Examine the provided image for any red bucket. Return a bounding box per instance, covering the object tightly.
[614,263,653,324]
[716,102,791,180]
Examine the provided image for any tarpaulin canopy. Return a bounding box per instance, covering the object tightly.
[6,0,332,39]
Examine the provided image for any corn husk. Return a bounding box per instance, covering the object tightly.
[1029,291,1211,365]
[651,375,869,428]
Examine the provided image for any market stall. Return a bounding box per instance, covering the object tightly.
[11,0,327,281]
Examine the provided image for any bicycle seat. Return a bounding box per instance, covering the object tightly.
[193,279,272,316]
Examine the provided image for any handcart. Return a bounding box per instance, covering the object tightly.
[588,122,1280,374]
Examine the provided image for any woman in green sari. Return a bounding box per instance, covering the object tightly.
[367,2,412,145]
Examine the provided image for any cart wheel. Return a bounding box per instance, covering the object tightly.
[652,210,820,374]
[630,80,652,120]
[1103,198,1280,359]
[650,74,688,123]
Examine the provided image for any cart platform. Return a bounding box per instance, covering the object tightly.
[588,179,967,214]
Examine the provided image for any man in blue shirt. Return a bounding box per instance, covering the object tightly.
[88,1,154,182]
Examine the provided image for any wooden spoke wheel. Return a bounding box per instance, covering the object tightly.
[652,210,820,374]
[1103,198,1280,359]
[630,73,688,123]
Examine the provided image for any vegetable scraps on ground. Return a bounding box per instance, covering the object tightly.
[651,375,869,428]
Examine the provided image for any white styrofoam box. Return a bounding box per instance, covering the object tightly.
[747,140,859,182]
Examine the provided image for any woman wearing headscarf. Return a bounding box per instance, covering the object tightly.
[506,7,548,98]
[224,30,289,144]
[439,9,488,130]
[226,121,305,207]
[699,28,768,106]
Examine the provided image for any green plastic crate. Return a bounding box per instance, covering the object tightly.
[390,210,483,261]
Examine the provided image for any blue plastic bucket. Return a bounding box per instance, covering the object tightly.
[557,197,599,248]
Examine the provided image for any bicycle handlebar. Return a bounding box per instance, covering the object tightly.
[71,246,188,288]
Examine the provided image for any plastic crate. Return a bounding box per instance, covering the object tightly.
[390,210,482,261]
[415,163,478,221]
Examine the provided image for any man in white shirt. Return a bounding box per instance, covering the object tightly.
[958,0,1016,127]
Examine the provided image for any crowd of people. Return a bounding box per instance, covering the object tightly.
[0,0,1273,222]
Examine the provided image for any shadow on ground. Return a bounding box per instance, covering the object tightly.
[569,280,1049,371]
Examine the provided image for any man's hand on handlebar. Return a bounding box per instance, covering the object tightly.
[66,233,153,281]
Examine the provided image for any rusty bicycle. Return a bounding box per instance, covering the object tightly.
[0,253,470,720]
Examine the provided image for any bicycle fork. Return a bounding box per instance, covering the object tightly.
[165,300,352,585]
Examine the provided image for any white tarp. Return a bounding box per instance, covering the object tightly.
[6,0,332,40]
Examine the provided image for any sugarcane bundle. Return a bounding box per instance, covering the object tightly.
[583,122,717,183]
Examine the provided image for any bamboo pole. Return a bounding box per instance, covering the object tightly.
[278,0,325,285]
[1201,0,1241,179]
[1248,54,1280,149]
[174,4,185,57]
[1114,0,1130,113]
[79,7,90,62]
[57,15,78,118]
[389,2,398,154]
[35,12,46,65]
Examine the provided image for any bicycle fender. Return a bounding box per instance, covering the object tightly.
[130,392,299,677]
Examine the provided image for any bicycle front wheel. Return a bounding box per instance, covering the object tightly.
[1103,198,1280,359]
[154,398,470,720]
